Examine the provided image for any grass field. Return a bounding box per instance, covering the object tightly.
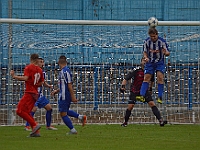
[0,124,200,150]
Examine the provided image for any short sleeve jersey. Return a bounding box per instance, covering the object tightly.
[58,66,72,102]
[24,64,44,94]
[124,66,144,93]
[38,71,46,97]
[143,36,169,63]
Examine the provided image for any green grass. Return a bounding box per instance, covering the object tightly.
[0,124,200,150]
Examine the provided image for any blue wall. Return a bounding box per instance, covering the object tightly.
[0,0,200,65]
[2,0,200,21]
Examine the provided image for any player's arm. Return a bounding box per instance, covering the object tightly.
[10,70,28,81]
[143,51,149,62]
[51,88,60,96]
[120,79,127,93]
[120,70,135,93]
[163,48,170,56]
[43,81,53,89]
[143,41,149,62]
[68,83,78,103]
[36,81,44,87]
[162,41,170,56]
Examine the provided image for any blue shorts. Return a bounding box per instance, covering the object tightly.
[35,96,49,108]
[58,100,71,112]
[144,61,165,75]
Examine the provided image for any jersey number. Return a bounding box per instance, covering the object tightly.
[34,73,41,85]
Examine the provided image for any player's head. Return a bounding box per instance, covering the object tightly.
[30,53,39,64]
[38,57,44,68]
[58,55,67,66]
[148,28,158,42]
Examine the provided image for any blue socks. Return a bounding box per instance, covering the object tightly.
[26,110,53,127]
[140,82,149,96]
[62,115,74,130]
[46,109,52,127]
[140,82,164,98]
[67,110,79,118]
[158,84,164,98]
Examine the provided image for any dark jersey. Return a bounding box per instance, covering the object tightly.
[124,66,144,93]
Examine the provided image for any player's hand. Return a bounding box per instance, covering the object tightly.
[162,48,170,56]
[51,89,58,96]
[162,48,166,54]
[10,70,15,77]
[120,87,125,93]
[144,57,149,62]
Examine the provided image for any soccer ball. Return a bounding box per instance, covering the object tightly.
[148,17,158,27]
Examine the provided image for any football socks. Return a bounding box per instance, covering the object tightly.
[125,109,131,123]
[158,83,164,98]
[46,109,52,127]
[151,106,161,120]
[140,82,149,96]
[62,115,74,130]
[67,110,79,118]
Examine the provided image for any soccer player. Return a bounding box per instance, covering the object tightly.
[120,57,165,127]
[139,28,170,104]
[25,57,57,131]
[10,53,44,137]
[51,55,86,134]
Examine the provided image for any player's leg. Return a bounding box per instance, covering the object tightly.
[156,62,166,104]
[25,106,37,131]
[44,103,58,130]
[121,93,136,127]
[67,110,86,126]
[43,99,58,131]
[157,71,164,104]
[59,102,77,134]
[140,63,153,97]
[137,73,152,102]
[145,92,165,126]
[35,96,56,130]
[148,73,155,95]
[17,94,41,136]
[60,112,77,134]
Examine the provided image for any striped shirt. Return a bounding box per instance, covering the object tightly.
[143,36,169,63]
[38,71,46,97]
[58,66,72,101]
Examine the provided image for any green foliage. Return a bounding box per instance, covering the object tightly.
[0,124,200,150]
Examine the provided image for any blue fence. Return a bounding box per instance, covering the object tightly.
[0,0,200,109]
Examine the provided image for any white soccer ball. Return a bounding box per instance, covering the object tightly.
[148,17,158,27]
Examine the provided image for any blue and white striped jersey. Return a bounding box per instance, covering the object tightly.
[143,36,169,63]
[38,71,46,97]
[58,66,72,101]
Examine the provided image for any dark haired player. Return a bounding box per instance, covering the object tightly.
[51,55,86,134]
[10,54,44,137]
[139,28,170,104]
[25,57,57,131]
[120,57,165,127]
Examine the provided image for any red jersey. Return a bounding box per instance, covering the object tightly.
[23,64,44,94]
[124,66,144,93]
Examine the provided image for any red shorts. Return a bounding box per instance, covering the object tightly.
[16,93,39,114]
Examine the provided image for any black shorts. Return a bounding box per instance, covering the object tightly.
[128,91,153,104]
